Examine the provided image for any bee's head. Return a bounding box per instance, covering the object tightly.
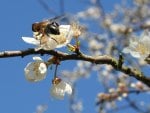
[32,21,48,32]
[32,23,41,32]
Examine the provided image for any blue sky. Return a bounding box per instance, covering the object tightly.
[0,0,148,113]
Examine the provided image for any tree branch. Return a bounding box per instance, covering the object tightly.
[0,48,150,87]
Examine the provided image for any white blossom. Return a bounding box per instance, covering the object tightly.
[143,20,150,28]
[117,96,123,101]
[71,101,83,113]
[35,104,48,113]
[102,16,112,27]
[22,25,73,50]
[50,78,72,99]
[122,93,128,98]
[134,0,150,5]
[123,31,150,59]
[70,22,83,38]
[89,39,103,50]
[76,6,100,19]
[24,56,47,82]
[110,23,132,34]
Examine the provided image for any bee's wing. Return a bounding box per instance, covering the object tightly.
[47,14,66,23]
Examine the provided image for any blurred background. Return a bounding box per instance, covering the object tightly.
[0,0,150,113]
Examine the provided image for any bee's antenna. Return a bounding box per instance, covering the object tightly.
[37,0,58,16]
[37,0,68,23]
[59,0,65,14]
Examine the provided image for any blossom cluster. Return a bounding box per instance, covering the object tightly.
[97,81,150,104]
[24,56,72,99]
[22,21,82,99]
[97,83,128,103]
[65,1,150,113]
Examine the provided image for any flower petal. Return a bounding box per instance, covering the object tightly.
[65,83,72,95]
[140,30,150,42]
[122,47,131,54]
[50,81,72,99]
[39,63,47,74]
[123,47,141,58]
[35,46,43,51]
[130,51,141,58]
[50,84,65,99]
[33,56,43,61]
[42,38,58,50]
[22,37,40,45]
[59,25,73,42]
[59,25,71,31]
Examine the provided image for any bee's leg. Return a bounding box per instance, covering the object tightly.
[51,37,59,44]
[33,32,40,39]
[40,34,46,45]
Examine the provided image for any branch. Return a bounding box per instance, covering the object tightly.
[0,48,150,87]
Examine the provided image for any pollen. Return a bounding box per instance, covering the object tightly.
[136,43,149,54]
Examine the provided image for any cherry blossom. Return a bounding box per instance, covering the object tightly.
[50,77,72,99]
[24,56,47,82]
[123,31,150,59]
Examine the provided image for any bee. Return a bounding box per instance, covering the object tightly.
[32,20,60,36]
[31,16,68,46]
[32,15,66,40]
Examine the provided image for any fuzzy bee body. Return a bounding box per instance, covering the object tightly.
[32,15,66,39]
[32,17,63,46]
[32,20,60,38]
